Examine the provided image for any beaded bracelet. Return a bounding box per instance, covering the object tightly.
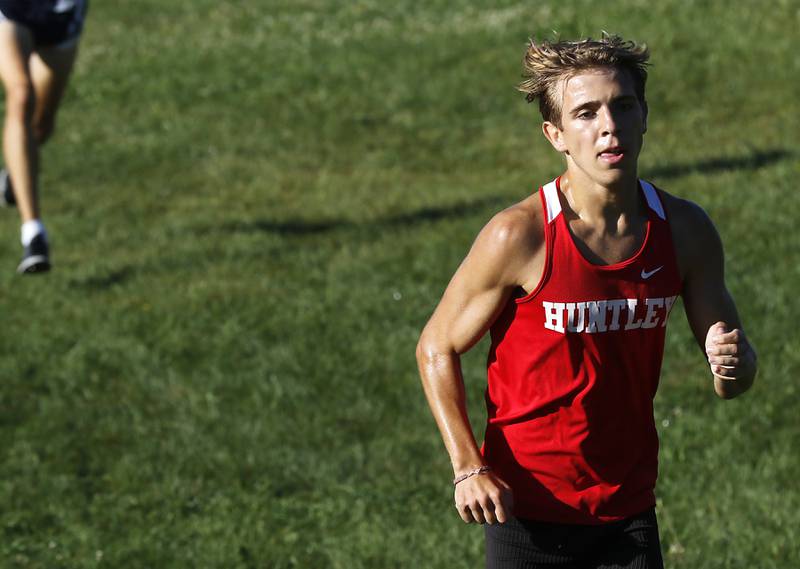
[453,466,492,485]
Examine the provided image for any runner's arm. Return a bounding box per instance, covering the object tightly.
[416,208,541,523]
[678,203,757,399]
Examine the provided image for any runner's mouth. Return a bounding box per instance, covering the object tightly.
[598,147,626,163]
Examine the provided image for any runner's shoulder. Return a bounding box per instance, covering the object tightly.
[654,186,716,232]
[474,193,545,260]
[655,185,722,261]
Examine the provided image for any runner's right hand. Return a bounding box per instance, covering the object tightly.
[454,471,514,524]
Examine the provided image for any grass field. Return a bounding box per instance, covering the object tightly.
[0,1,798,567]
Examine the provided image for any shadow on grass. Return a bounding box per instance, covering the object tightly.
[647,148,791,179]
[217,195,508,237]
[210,148,794,239]
[68,266,135,290]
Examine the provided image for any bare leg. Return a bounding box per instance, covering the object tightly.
[0,21,37,222]
[30,41,80,146]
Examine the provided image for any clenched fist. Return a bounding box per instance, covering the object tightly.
[705,321,757,398]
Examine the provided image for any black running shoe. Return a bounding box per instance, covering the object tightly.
[17,233,50,274]
[1,169,16,207]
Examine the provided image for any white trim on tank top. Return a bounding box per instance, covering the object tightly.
[542,180,561,223]
[542,178,666,222]
[639,180,666,220]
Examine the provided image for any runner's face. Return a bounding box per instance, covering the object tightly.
[545,68,646,185]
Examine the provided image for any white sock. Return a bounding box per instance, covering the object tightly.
[21,219,46,247]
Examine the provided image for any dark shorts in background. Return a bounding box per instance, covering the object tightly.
[0,0,89,48]
[485,507,664,569]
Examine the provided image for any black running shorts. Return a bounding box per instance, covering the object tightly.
[485,507,664,569]
[0,0,89,48]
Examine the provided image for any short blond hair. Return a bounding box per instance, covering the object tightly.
[518,34,650,127]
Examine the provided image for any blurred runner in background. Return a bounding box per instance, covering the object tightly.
[0,0,88,273]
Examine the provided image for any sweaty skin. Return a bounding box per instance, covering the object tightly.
[416,67,756,525]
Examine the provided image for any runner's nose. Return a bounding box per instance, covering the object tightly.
[599,106,619,137]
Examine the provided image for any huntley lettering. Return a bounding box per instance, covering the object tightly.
[542,296,678,334]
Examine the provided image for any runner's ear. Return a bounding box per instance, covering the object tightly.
[542,121,567,153]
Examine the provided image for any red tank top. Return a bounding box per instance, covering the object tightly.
[482,177,682,524]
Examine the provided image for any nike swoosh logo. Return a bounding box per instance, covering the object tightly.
[641,266,663,279]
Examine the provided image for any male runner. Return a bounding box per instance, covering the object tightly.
[0,0,88,273]
[416,35,757,568]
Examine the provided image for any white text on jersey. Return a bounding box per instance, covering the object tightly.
[542,296,678,334]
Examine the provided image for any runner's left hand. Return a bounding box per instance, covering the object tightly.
[705,321,757,388]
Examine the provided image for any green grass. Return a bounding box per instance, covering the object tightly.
[0,1,797,567]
